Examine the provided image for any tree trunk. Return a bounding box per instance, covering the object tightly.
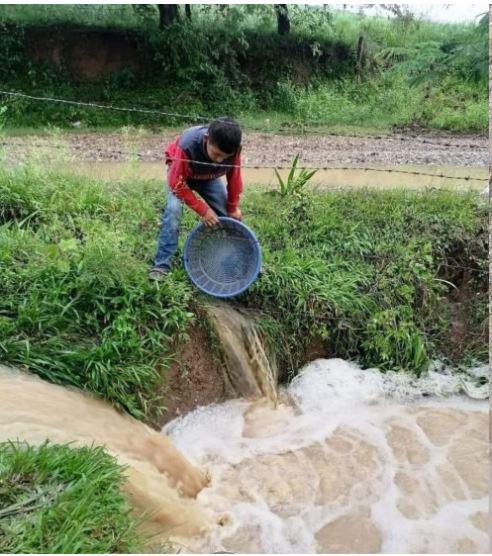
[158,4,179,28]
[275,4,290,35]
[356,34,365,79]
[185,4,191,20]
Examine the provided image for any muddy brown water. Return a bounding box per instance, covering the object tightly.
[0,364,210,539]
[63,161,487,191]
[1,357,488,553]
[164,359,489,554]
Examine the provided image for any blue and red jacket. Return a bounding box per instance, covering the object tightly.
[165,125,243,217]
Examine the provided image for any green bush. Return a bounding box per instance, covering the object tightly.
[0,6,487,132]
[0,167,195,418]
[241,187,487,374]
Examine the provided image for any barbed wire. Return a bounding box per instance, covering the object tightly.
[1,143,487,275]
[0,90,214,124]
[0,90,488,147]
[0,143,489,274]
[0,139,487,182]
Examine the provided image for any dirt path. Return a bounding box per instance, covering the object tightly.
[1,131,488,167]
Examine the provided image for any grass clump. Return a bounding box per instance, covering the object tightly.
[0,164,487,411]
[0,165,195,419]
[241,186,487,375]
[0,441,145,553]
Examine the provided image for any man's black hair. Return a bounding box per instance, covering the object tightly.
[208,117,242,155]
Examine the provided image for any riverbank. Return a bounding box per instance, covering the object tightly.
[0,165,487,419]
[0,162,488,553]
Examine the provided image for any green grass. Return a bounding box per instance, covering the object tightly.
[0,4,149,30]
[0,441,146,553]
[242,186,487,373]
[0,165,196,419]
[274,74,488,133]
[1,73,486,134]
[0,164,487,413]
[0,6,487,133]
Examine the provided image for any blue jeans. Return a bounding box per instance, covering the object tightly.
[153,173,228,270]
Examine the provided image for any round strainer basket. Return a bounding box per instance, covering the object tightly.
[183,217,262,298]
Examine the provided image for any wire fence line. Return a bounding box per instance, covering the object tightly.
[0,152,486,275]
[1,91,487,300]
[0,90,488,148]
[0,140,488,182]
[0,90,212,123]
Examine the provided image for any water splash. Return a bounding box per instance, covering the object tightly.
[205,302,278,404]
[165,358,489,553]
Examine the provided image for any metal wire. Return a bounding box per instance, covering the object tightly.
[0,90,210,123]
[0,140,488,182]
[0,89,488,145]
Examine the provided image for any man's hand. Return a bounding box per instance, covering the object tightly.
[228,208,242,221]
[201,208,220,227]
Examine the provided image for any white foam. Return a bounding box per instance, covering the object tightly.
[165,358,489,553]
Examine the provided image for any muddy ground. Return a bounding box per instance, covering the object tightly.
[1,130,488,166]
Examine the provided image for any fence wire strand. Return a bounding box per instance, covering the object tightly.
[0,90,489,147]
[0,140,488,182]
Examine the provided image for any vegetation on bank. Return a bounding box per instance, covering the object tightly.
[0,156,487,553]
[0,163,487,418]
[0,5,487,132]
[0,441,145,553]
[245,186,487,375]
[0,7,487,552]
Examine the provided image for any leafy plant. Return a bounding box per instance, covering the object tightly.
[0,5,486,132]
[0,106,7,129]
[274,154,318,197]
[0,166,195,419]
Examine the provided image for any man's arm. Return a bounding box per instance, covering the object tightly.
[226,151,243,218]
[167,147,209,217]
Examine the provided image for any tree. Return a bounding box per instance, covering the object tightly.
[133,4,192,28]
[275,4,290,35]
[157,4,179,28]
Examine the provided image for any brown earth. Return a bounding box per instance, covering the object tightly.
[154,324,226,427]
[26,27,143,79]
[1,130,487,167]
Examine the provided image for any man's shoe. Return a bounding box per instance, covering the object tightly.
[149,267,169,281]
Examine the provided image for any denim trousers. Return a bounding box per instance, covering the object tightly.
[153,171,228,270]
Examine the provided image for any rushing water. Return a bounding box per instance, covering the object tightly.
[164,358,489,554]
[1,358,488,553]
[0,364,209,538]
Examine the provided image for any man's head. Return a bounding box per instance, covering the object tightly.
[205,117,242,163]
